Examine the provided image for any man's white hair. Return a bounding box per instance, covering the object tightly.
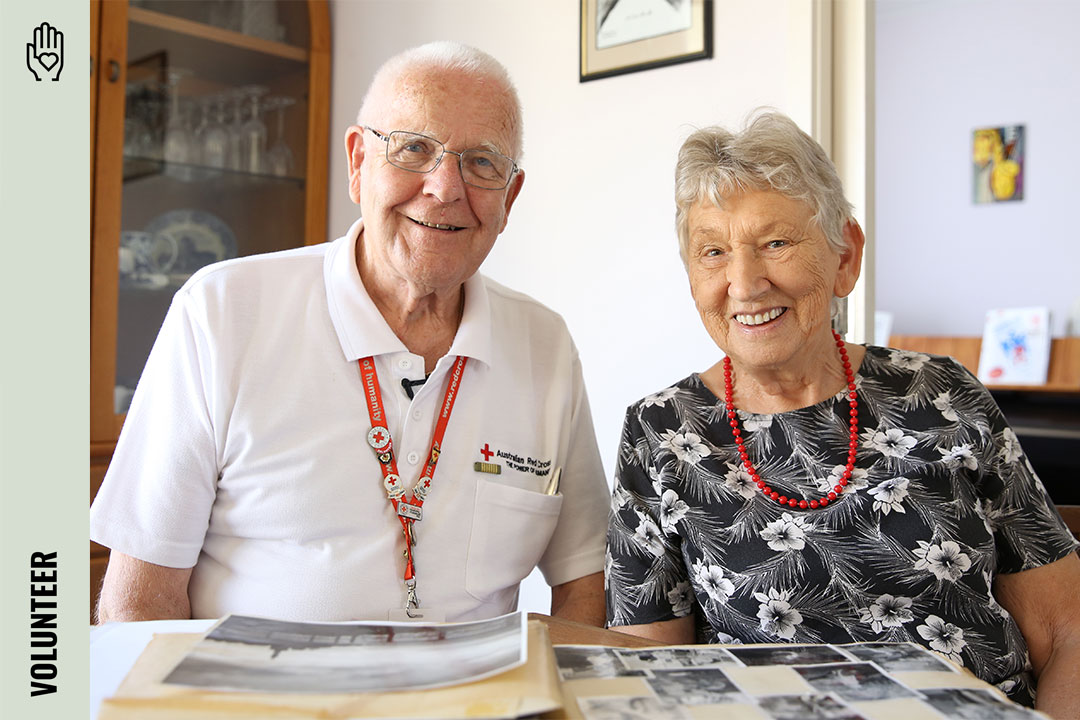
[357,41,523,159]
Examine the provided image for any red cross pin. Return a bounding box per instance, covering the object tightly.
[480,443,494,461]
[367,426,391,450]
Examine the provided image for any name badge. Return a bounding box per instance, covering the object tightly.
[397,503,422,521]
[388,608,446,622]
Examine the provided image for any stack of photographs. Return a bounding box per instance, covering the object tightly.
[554,642,1040,720]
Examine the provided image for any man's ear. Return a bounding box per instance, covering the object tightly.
[497,169,526,233]
[833,219,865,298]
[345,125,365,206]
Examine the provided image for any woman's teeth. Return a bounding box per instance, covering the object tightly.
[736,308,786,326]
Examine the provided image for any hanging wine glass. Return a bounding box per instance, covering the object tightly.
[162,69,195,166]
[238,85,268,175]
[201,94,230,169]
[264,95,296,177]
[190,95,213,165]
[226,88,247,172]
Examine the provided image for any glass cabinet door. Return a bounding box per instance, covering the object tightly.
[92,0,329,438]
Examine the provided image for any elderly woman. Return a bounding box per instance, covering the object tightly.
[605,112,1080,715]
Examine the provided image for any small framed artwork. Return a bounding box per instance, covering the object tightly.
[580,0,713,82]
[972,125,1024,203]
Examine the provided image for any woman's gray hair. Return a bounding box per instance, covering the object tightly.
[357,41,524,160]
[674,111,852,265]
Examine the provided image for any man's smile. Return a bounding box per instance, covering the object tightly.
[408,216,465,231]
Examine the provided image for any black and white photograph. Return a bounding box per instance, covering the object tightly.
[162,612,527,693]
[757,693,868,720]
[614,646,739,670]
[578,695,691,720]
[580,0,712,81]
[595,0,692,50]
[794,662,919,702]
[919,688,1043,720]
[646,667,746,705]
[841,642,958,673]
[728,644,851,667]
[554,646,646,681]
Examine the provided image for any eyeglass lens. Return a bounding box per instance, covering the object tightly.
[385,131,513,189]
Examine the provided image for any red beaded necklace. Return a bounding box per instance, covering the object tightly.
[723,329,858,510]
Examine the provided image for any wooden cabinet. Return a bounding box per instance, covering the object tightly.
[89,0,330,620]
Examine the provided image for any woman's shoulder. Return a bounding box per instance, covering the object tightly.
[627,374,712,412]
[862,344,981,383]
[621,374,717,429]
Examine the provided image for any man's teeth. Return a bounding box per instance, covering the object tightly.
[736,308,786,326]
[412,218,462,231]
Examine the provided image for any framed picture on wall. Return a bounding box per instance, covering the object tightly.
[580,0,713,82]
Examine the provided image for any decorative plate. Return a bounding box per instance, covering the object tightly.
[145,209,237,275]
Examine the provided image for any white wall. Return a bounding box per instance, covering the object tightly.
[875,0,1080,338]
[328,0,816,613]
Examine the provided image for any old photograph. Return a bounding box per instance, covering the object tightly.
[794,662,918,702]
[162,612,527,693]
[554,646,646,680]
[596,0,692,50]
[841,642,957,673]
[757,693,868,720]
[920,688,1042,720]
[646,667,745,705]
[579,695,691,720]
[728,644,851,667]
[614,646,739,670]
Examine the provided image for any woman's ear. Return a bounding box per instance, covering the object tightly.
[833,219,865,298]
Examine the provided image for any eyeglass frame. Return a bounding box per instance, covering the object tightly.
[365,127,520,190]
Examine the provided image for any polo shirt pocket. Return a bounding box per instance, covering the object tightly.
[465,477,563,606]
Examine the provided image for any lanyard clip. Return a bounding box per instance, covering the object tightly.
[404,578,420,617]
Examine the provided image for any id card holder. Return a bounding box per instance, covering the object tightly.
[388,607,446,622]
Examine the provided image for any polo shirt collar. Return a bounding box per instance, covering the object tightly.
[325,219,493,368]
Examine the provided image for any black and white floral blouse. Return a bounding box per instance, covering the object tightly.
[605,346,1077,706]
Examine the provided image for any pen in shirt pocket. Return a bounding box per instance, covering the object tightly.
[544,467,562,495]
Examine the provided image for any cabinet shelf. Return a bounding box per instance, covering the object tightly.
[128,7,308,61]
[127,7,309,89]
[123,155,305,187]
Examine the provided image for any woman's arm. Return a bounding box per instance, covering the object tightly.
[993,551,1080,719]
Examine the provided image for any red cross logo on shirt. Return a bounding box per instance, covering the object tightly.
[480,443,494,461]
[373,430,385,444]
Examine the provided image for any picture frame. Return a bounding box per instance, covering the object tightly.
[580,0,713,82]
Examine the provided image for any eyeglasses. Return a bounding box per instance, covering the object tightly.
[366,127,519,190]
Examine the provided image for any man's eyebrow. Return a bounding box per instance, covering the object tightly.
[472,140,509,155]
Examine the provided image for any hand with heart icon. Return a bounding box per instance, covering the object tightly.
[27,22,64,82]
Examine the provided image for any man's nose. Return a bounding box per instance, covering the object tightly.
[423,151,467,203]
[726,251,770,301]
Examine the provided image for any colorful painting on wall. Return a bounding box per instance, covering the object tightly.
[973,125,1024,203]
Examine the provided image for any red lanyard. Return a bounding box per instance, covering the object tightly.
[358,355,467,613]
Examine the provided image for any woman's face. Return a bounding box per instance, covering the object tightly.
[686,190,860,373]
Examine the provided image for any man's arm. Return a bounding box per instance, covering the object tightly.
[609,616,696,644]
[550,571,605,626]
[95,551,194,624]
[994,551,1080,719]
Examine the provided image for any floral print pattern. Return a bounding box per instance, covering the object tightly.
[606,347,1077,707]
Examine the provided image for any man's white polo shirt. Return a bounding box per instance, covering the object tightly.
[90,220,609,621]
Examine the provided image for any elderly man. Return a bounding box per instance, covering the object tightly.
[91,42,609,625]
